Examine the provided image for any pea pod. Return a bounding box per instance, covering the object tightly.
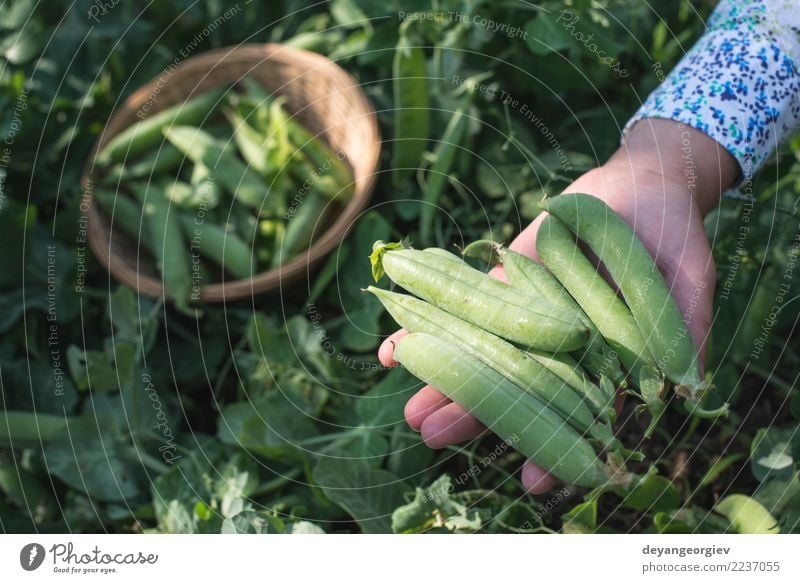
[366,286,612,430]
[419,100,469,242]
[189,163,221,209]
[93,188,151,254]
[103,144,185,182]
[224,107,270,176]
[543,194,726,416]
[394,332,612,488]
[271,190,327,268]
[163,126,269,210]
[179,214,255,279]
[422,244,614,417]
[289,153,345,201]
[371,242,589,351]
[132,182,192,311]
[96,87,227,165]
[392,21,430,187]
[536,215,654,380]
[242,76,353,190]
[525,349,615,423]
[463,239,627,387]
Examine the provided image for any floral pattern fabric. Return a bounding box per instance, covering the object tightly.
[625,0,800,177]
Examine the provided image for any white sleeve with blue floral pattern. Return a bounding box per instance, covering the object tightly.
[624,0,800,177]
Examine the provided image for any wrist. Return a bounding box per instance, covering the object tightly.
[605,118,739,215]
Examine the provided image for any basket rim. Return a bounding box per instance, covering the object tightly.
[83,42,380,303]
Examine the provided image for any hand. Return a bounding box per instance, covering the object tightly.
[379,119,739,493]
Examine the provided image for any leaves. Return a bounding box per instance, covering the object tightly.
[622,472,680,513]
[313,457,407,533]
[751,427,797,482]
[44,395,147,503]
[391,475,484,533]
[151,443,261,533]
[524,14,577,57]
[217,392,318,462]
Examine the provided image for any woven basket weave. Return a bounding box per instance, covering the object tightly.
[82,43,380,302]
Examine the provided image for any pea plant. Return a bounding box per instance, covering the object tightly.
[0,0,798,534]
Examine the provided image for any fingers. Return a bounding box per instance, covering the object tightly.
[521,460,559,493]
[378,329,408,367]
[488,264,508,283]
[508,212,548,262]
[404,385,451,431]
[419,402,486,449]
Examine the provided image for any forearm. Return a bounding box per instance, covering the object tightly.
[623,0,800,186]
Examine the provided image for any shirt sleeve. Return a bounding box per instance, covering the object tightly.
[623,0,800,178]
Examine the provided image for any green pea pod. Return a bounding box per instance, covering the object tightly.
[163,126,269,210]
[420,100,469,242]
[271,190,327,268]
[93,188,151,254]
[227,203,258,244]
[525,349,616,424]
[463,239,627,387]
[370,241,589,351]
[104,144,185,182]
[394,333,615,488]
[392,22,430,187]
[365,286,610,432]
[180,214,255,279]
[224,107,270,176]
[543,194,727,416]
[132,182,192,311]
[536,215,654,381]
[242,76,353,190]
[161,179,213,209]
[189,162,222,209]
[96,87,227,165]
[289,153,346,201]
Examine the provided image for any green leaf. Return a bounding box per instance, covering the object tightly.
[2,20,46,64]
[790,392,800,421]
[561,498,597,533]
[67,346,119,392]
[313,457,407,533]
[337,305,382,352]
[391,475,484,533]
[0,199,35,289]
[108,287,158,350]
[0,0,36,29]
[44,396,146,502]
[151,442,261,533]
[754,473,800,532]
[0,289,46,333]
[0,464,58,524]
[623,472,680,513]
[751,427,796,482]
[653,512,692,534]
[289,520,326,534]
[356,366,417,426]
[368,239,404,282]
[524,15,577,57]
[218,392,318,461]
[653,506,732,534]
[1,357,78,414]
[715,494,780,534]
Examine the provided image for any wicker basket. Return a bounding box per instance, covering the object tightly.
[82,43,380,302]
